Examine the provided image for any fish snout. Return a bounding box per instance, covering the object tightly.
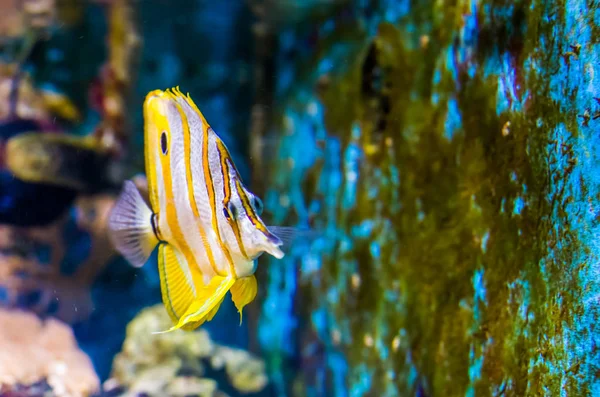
[262,232,284,259]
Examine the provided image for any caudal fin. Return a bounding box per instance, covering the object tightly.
[108,180,159,267]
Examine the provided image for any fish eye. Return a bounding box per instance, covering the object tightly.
[160,131,168,155]
[252,196,263,215]
[224,202,238,221]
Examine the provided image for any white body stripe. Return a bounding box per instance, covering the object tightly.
[167,102,215,276]
[176,97,229,276]
[164,101,216,281]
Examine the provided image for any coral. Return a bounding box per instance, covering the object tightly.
[0,379,54,397]
[105,305,270,397]
[0,0,146,381]
[0,308,99,397]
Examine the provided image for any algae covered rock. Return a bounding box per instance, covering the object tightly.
[252,1,600,396]
[106,305,270,397]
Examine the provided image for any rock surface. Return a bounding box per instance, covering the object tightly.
[251,1,600,396]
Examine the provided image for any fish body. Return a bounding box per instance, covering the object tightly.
[108,87,286,333]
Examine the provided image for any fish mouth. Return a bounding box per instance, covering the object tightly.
[262,232,284,259]
[264,243,284,260]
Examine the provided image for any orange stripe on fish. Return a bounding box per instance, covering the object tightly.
[235,178,270,236]
[203,126,237,278]
[215,139,249,260]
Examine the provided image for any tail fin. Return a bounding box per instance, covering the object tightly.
[108,180,159,267]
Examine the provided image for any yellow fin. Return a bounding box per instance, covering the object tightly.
[230,276,258,325]
[153,275,235,334]
[158,243,197,325]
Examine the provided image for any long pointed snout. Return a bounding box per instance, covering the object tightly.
[261,232,284,259]
[264,243,284,259]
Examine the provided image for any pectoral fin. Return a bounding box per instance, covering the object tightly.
[157,243,197,325]
[230,275,258,325]
[268,225,319,253]
[152,275,235,334]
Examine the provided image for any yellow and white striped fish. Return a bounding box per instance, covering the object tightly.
[107,87,292,333]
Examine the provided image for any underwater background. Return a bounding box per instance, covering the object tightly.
[0,0,598,396]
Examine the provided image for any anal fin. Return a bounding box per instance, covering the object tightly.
[153,275,235,334]
[230,275,258,325]
[158,243,197,325]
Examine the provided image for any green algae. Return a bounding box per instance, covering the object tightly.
[256,0,596,395]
